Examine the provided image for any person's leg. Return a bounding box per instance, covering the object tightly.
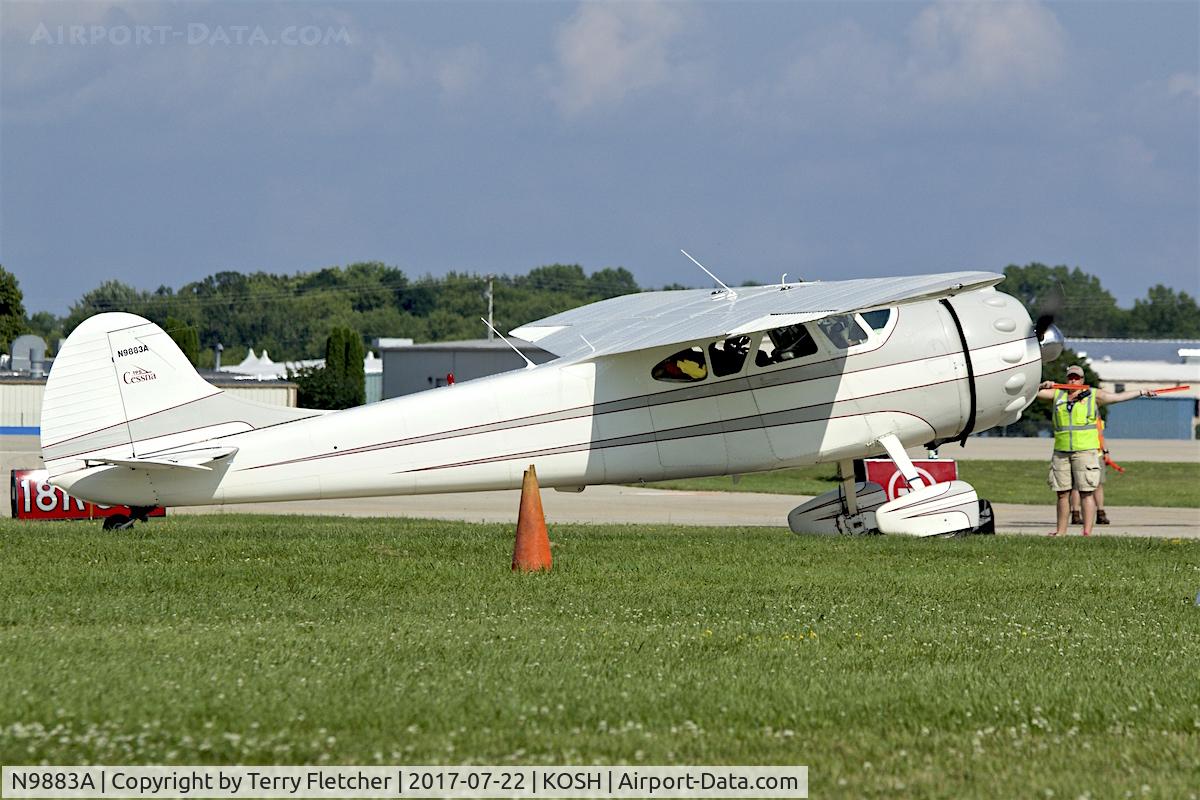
[1070,488,1082,524]
[1095,483,1109,524]
[1049,453,1072,535]
[1075,453,1099,534]
[1095,461,1109,523]
[1074,450,1101,535]
[1081,491,1096,535]
[1055,490,1071,536]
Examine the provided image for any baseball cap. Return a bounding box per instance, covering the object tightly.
[1066,365,1084,378]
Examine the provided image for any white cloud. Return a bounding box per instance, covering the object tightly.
[1167,71,1200,100]
[774,20,899,121]
[905,1,1066,101]
[1093,133,1172,199]
[1,1,161,43]
[434,45,486,98]
[751,0,1070,132]
[363,40,485,99]
[0,2,165,106]
[549,2,690,116]
[368,44,414,90]
[1,3,487,128]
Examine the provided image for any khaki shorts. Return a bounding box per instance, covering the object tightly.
[1049,449,1102,492]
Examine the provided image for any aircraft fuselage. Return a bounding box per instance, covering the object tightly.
[52,286,1041,508]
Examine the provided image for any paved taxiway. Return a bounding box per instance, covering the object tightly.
[4,435,1198,475]
[179,484,1200,539]
[6,435,1197,537]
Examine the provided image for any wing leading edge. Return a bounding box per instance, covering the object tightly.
[510,270,1003,360]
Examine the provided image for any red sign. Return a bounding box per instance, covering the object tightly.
[863,459,959,501]
[9,469,166,521]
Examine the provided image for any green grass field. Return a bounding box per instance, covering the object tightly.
[647,460,1200,507]
[1,516,1198,799]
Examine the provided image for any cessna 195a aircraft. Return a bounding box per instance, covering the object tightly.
[40,266,1059,537]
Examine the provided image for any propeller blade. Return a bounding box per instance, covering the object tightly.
[1035,314,1054,341]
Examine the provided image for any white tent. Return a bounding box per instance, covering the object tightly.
[219,349,380,380]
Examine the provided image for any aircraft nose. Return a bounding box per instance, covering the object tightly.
[951,289,1043,431]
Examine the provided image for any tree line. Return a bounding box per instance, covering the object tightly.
[2,261,1197,414]
[3,261,1199,367]
[5,262,642,367]
[1000,264,1200,340]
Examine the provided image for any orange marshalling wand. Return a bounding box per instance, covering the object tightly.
[1048,384,1189,393]
[512,465,552,572]
[1097,419,1125,474]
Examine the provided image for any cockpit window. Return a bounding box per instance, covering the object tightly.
[651,346,708,383]
[860,309,892,332]
[755,323,819,367]
[708,336,751,377]
[817,315,869,349]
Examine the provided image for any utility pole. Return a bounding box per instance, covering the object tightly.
[485,274,494,341]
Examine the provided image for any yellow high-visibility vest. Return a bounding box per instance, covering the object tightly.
[1052,389,1100,451]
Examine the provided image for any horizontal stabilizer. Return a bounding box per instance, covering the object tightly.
[86,446,238,473]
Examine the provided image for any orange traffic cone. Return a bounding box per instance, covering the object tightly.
[512,465,552,572]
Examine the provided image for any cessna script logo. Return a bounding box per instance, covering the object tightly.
[122,366,157,384]
[113,343,156,383]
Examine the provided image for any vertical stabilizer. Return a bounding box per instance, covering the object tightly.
[41,313,220,475]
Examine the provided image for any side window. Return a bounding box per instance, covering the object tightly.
[817,315,868,349]
[860,308,892,332]
[651,346,708,383]
[708,336,751,377]
[755,323,819,367]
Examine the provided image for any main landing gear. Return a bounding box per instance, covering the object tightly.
[787,434,984,537]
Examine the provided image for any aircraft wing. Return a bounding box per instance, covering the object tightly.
[510,270,1003,360]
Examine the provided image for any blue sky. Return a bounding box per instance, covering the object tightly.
[2,0,1197,314]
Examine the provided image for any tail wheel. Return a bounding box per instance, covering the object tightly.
[102,514,133,531]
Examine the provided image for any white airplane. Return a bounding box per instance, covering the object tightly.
[39,268,1057,536]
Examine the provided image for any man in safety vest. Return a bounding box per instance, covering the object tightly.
[1037,364,1156,536]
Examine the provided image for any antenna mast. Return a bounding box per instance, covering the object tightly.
[680,249,737,300]
[480,318,536,369]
